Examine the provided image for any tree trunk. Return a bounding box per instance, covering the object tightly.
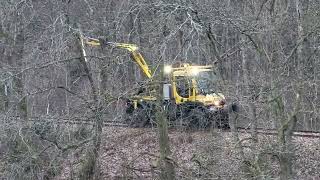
[76,32,103,180]
[156,64,175,180]
[13,30,27,120]
[273,90,301,180]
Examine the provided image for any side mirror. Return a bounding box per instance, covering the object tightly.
[163,83,173,100]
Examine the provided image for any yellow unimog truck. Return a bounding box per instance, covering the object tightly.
[80,35,229,129]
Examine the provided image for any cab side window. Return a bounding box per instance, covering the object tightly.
[176,76,190,98]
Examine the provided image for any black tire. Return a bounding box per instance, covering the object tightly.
[214,111,230,129]
[186,106,210,129]
[126,110,147,127]
[125,102,154,128]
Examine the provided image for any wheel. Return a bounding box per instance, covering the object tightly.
[125,102,154,128]
[214,111,230,129]
[126,110,147,127]
[165,103,190,128]
[186,107,210,129]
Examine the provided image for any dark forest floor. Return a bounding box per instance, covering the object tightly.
[57,127,320,180]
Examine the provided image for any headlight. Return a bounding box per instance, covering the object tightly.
[190,67,199,76]
[164,65,172,74]
[213,100,220,106]
[213,99,226,106]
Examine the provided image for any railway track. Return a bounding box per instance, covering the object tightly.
[2,116,129,127]
[237,127,320,138]
[2,116,320,138]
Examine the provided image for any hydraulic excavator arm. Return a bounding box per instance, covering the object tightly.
[81,35,152,79]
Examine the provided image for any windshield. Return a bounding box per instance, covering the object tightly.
[175,76,190,98]
[195,71,217,94]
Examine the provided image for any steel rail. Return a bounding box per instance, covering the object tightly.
[236,127,320,138]
[2,116,320,138]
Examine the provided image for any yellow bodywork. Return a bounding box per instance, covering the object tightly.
[82,36,152,78]
[170,64,225,107]
[80,34,226,109]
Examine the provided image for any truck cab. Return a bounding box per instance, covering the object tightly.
[163,63,229,129]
